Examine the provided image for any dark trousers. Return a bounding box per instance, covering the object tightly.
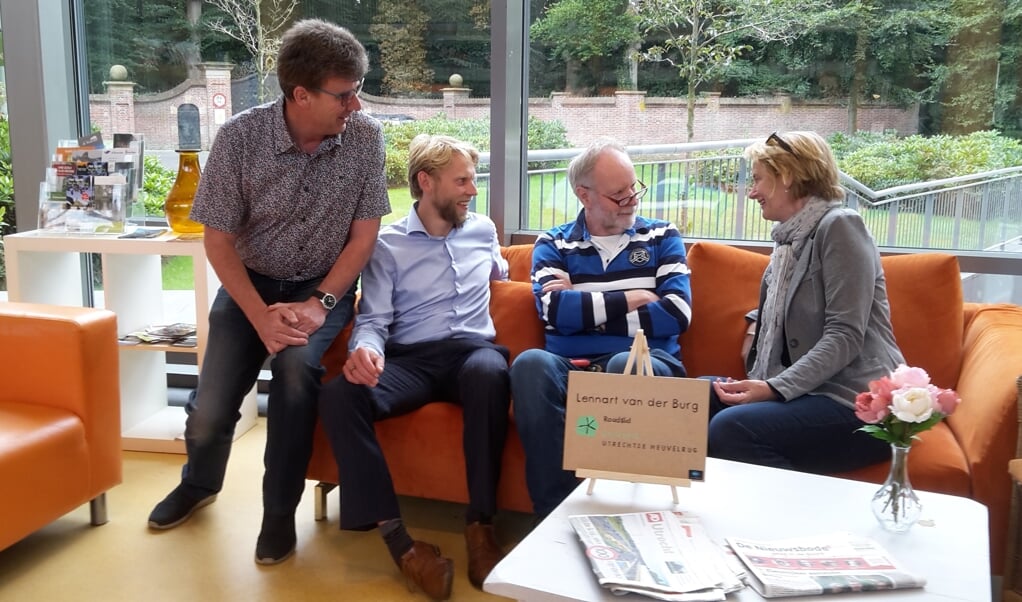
[181,270,355,518]
[704,376,890,473]
[318,339,510,530]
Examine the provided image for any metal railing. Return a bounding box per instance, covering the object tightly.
[478,140,1022,255]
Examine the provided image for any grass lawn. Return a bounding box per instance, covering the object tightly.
[162,181,998,289]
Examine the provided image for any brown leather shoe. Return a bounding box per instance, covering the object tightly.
[465,522,505,589]
[399,540,454,600]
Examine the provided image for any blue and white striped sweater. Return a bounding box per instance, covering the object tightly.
[532,212,692,360]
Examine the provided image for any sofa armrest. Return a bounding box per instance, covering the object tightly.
[951,304,1022,482]
[0,302,122,489]
[948,303,1022,575]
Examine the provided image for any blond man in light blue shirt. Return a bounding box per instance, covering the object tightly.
[318,134,509,601]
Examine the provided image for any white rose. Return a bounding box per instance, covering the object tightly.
[890,387,935,423]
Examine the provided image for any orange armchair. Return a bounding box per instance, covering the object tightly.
[0,302,123,551]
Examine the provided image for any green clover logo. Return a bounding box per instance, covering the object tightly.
[576,416,598,437]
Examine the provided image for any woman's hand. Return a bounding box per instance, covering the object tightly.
[713,378,777,405]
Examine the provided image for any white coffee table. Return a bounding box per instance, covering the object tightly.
[485,458,990,601]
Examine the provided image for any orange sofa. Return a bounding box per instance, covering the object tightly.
[306,241,1022,574]
[0,302,123,551]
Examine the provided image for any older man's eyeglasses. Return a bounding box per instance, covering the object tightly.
[312,79,364,105]
[766,132,797,156]
[581,180,649,206]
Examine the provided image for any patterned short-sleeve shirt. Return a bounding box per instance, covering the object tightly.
[191,97,391,280]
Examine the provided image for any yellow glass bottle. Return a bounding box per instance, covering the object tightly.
[164,150,204,234]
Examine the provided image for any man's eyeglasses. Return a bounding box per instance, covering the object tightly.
[312,79,364,105]
[766,132,797,156]
[581,180,649,206]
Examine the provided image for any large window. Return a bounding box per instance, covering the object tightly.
[80,0,493,226]
[1,0,1020,301]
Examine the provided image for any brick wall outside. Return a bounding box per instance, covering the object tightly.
[91,78,919,151]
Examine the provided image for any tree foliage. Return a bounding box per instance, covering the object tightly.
[204,0,299,102]
[83,0,198,94]
[633,0,805,140]
[531,0,641,94]
[370,0,436,96]
[807,1,953,132]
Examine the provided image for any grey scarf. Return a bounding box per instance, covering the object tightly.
[749,198,841,381]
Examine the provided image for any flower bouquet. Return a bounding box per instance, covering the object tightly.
[854,364,961,532]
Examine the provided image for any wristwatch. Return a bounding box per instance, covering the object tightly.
[311,289,337,311]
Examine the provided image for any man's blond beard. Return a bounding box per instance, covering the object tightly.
[438,197,467,228]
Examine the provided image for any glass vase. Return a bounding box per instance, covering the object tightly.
[871,443,922,532]
[164,149,204,234]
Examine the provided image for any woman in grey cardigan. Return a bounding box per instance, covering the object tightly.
[708,131,904,473]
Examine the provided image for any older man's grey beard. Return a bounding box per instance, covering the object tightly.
[439,199,467,228]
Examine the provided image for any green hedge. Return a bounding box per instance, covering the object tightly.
[695,131,1022,192]
[839,131,1022,189]
[381,114,569,186]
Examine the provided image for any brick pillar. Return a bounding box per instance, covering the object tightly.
[615,90,646,111]
[705,92,721,112]
[103,81,137,135]
[198,61,235,148]
[442,87,471,118]
[777,93,792,114]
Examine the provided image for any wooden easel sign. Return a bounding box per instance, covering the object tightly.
[563,331,709,502]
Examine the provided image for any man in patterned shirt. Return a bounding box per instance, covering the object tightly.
[510,137,693,518]
[318,135,509,600]
[147,19,390,566]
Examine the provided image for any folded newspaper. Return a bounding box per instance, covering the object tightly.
[569,511,745,601]
[725,532,926,598]
[119,322,197,346]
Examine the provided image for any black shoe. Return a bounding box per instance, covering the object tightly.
[148,484,217,530]
[255,514,296,565]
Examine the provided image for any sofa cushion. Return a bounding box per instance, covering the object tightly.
[878,253,963,389]
[679,243,964,390]
[491,280,544,364]
[680,242,769,378]
[0,402,91,550]
[501,244,534,283]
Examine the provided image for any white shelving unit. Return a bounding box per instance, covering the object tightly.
[3,230,258,453]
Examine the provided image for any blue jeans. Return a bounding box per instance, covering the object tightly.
[705,377,889,473]
[179,270,355,518]
[510,348,686,517]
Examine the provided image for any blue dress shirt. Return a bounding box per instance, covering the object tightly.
[350,204,509,357]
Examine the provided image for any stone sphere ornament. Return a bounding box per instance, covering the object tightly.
[449,73,464,87]
[109,65,128,81]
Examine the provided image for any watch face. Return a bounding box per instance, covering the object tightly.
[314,290,337,310]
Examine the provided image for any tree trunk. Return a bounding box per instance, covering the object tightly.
[943,0,1003,134]
[565,56,582,95]
[686,0,701,141]
[848,27,869,134]
[184,0,203,80]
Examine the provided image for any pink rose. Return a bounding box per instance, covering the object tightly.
[855,392,890,424]
[869,376,898,400]
[890,364,931,388]
[935,388,961,415]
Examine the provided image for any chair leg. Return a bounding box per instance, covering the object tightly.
[89,493,109,526]
[314,482,337,522]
